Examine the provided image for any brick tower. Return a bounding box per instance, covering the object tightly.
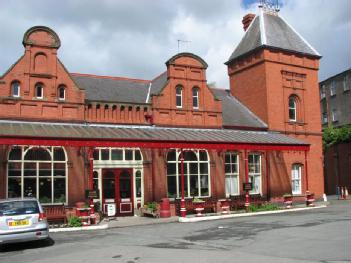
[226,4,324,197]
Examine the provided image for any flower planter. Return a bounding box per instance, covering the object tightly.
[218,199,230,214]
[305,192,315,207]
[283,195,293,209]
[77,207,91,217]
[193,201,205,217]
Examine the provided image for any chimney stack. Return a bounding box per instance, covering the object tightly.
[242,13,256,31]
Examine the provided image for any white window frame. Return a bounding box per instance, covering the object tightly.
[176,86,183,108]
[330,81,336,96]
[192,87,199,109]
[332,110,338,122]
[11,81,20,97]
[320,85,326,99]
[322,112,328,124]
[35,84,43,99]
[291,164,302,195]
[58,85,65,100]
[166,149,210,198]
[248,153,261,194]
[225,152,239,197]
[92,148,144,209]
[7,146,68,204]
[288,97,297,122]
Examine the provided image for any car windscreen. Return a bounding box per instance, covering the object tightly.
[0,201,40,216]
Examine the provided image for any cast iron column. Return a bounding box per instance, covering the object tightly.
[180,149,186,217]
[244,150,250,211]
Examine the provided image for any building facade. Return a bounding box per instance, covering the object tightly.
[0,6,324,216]
[320,68,351,128]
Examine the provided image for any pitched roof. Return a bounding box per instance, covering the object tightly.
[71,73,150,104]
[226,10,321,64]
[211,88,267,129]
[0,120,307,146]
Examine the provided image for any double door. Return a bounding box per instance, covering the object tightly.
[102,168,133,216]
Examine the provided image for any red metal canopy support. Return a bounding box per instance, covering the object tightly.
[305,150,309,191]
[179,149,186,217]
[244,150,250,211]
[88,148,95,217]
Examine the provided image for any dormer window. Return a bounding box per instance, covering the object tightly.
[192,87,199,109]
[176,85,183,108]
[35,84,43,99]
[11,81,20,97]
[58,85,65,100]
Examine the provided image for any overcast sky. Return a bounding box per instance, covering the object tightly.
[1,0,350,88]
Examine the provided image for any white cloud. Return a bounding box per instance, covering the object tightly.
[0,0,350,87]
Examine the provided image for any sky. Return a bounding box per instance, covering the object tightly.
[0,0,350,88]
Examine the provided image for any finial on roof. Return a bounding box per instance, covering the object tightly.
[258,0,280,15]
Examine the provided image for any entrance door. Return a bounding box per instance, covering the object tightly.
[102,168,134,216]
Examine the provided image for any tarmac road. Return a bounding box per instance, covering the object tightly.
[1,200,351,263]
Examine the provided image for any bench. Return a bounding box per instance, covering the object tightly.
[43,204,67,224]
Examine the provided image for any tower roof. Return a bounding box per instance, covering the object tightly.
[225,9,321,64]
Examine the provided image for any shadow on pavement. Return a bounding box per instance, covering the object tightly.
[0,237,55,252]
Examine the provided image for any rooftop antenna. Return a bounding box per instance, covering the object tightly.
[177,39,191,53]
[258,0,280,14]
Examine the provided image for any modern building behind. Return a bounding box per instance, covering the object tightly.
[320,68,351,128]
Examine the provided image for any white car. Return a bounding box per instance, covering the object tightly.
[0,198,49,244]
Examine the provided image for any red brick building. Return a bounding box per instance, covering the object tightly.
[0,6,323,216]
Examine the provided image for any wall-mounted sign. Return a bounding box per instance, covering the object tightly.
[243,182,253,191]
[85,189,99,199]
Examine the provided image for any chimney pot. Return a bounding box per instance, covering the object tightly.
[242,13,256,31]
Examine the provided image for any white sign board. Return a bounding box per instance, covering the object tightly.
[106,203,116,217]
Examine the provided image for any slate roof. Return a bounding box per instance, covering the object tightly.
[211,88,267,129]
[0,120,307,146]
[150,71,168,97]
[71,73,150,104]
[226,10,321,64]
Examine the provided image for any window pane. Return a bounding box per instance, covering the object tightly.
[54,148,65,161]
[178,163,188,175]
[25,148,51,161]
[136,178,142,198]
[101,149,109,160]
[231,175,239,195]
[167,176,177,198]
[225,153,231,163]
[24,178,36,198]
[54,163,66,177]
[8,178,21,198]
[103,178,115,199]
[111,149,123,160]
[199,151,208,161]
[24,163,36,177]
[200,175,209,196]
[8,162,21,177]
[225,176,232,196]
[39,178,52,203]
[39,163,51,177]
[167,150,176,161]
[125,150,133,160]
[93,149,99,160]
[176,96,182,107]
[135,170,141,178]
[54,178,66,203]
[200,163,208,174]
[167,163,176,175]
[135,150,142,160]
[189,163,198,174]
[9,148,22,160]
[189,175,198,197]
[184,151,197,161]
[225,164,231,174]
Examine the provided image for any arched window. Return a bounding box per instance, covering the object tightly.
[288,96,298,122]
[11,81,20,97]
[176,85,183,108]
[291,163,302,194]
[35,83,43,99]
[7,146,67,204]
[58,85,65,100]
[166,149,210,198]
[225,152,239,196]
[192,87,199,109]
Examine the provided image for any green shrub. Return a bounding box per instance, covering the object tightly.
[68,216,82,227]
[147,202,157,211]
[248,203,280,212]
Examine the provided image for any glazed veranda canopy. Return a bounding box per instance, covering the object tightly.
[0,120,309,151]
